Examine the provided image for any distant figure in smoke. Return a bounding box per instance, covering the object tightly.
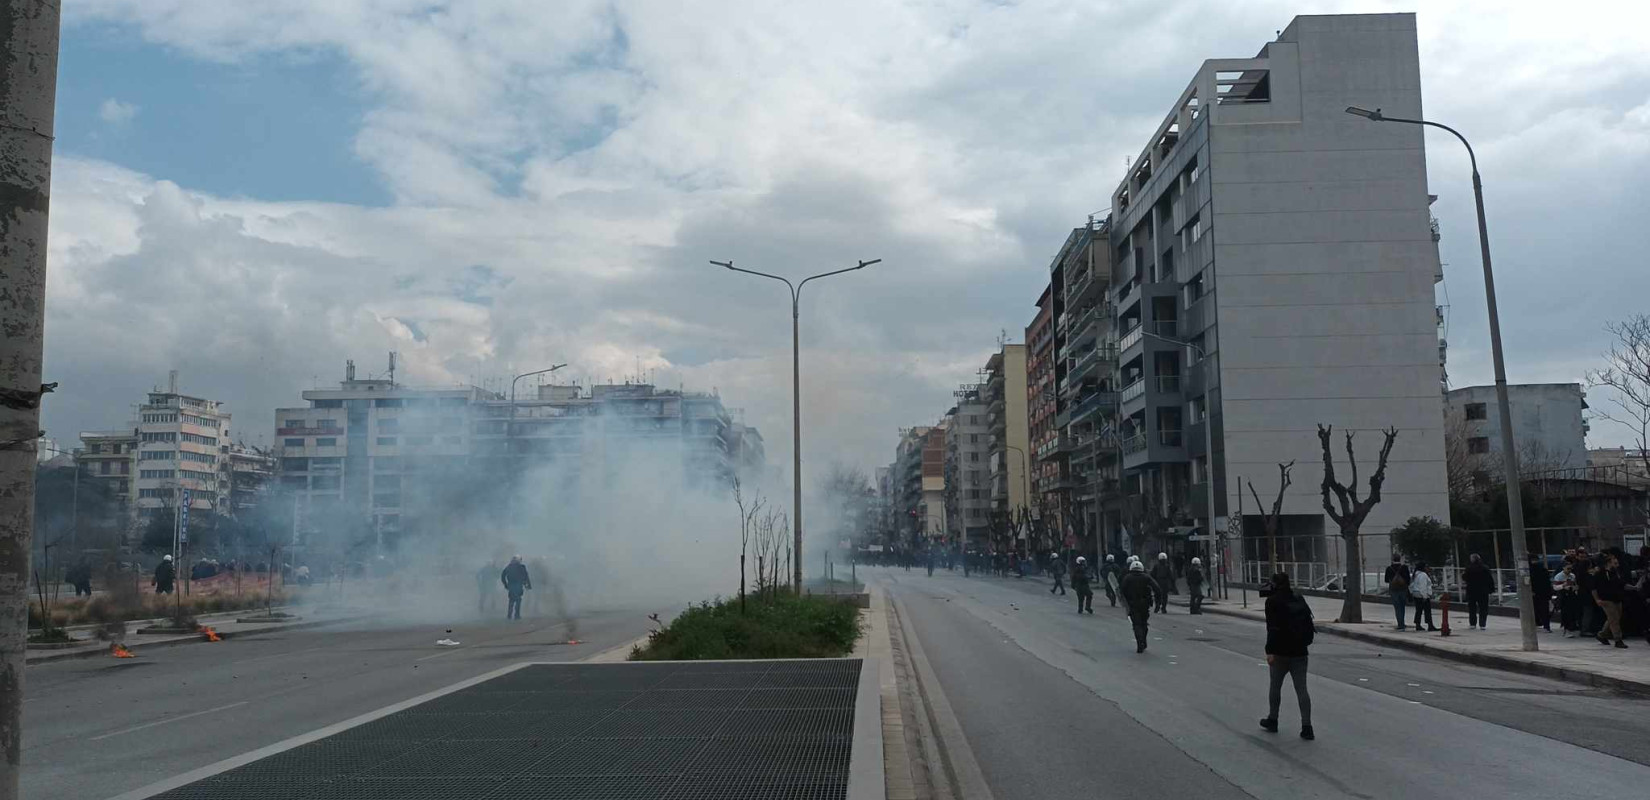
[500,555,532,620]
[476,560,498,615]
[153,555,175,595]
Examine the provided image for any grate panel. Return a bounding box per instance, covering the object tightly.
[653,671,765,690]
[362,738,565,778]
[756,670,860,689]
[443,711,608,740]
[299,777,505,800]
[329,713,489,742]
[621,689,750,711]
[668,661,774,674]
[147,778,332,800]
[218,740,429,780]
[687,736,852,778]
[580,709,730,739]
[524,736,711,776]
[717,709,854,738]
[738,688,857,710]
[665,775,847,800]
[481,776,679,799]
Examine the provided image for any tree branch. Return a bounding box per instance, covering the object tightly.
[1318,424,1347,527]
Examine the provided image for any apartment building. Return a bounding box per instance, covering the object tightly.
[133,378,232,519]
[1103,13,1448,559]
[944,386,993,548]
[1027,287,1064,547]
[78,430,137,522]
[225,444,277,516]
[1446,384,1589,474]
[892,426,932,546]
[983,344,1031,546]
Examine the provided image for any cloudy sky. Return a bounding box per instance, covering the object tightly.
[41,0,1650,474]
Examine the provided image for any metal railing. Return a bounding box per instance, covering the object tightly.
[1158,429,1183,447]
[1121,433,1147,454]
[1150,319,1179,337]
[1120,378,1145,404]
[1119,325,1143,353]
[1155,375,1181,393]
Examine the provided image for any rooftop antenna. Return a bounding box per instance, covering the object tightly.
[388,351,397,386]
[346,360,356,382]
[168,370,178,394]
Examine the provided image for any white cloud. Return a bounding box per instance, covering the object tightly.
[44,0,1650,469]
[97,97,139,125]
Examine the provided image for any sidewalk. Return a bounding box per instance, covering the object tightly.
[25,605,368,664]
[1176,591,1650,695]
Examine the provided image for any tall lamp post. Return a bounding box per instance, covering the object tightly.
[1140,331,1218,569]
[510,364,567,459]
[712,258,881,591]
[1346,106,1536,652]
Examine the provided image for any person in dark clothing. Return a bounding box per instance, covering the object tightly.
[1099,554,1120,607]
[1260,573,1314,740]
[1557,560,1583,637]
[1149,553,1174,613]
[1119,561,1163,653]
[500,555,532,620]
[1186,557,1207,614]
[1049,553,1067,595]
[152,555,175,595]
[1576,553,1600,635]
[1070,556,1093,614]
[1593,554,1628,648]
[1384,554,1411,631]
[1529,554,1554,633]
[1463,553,1494,630]
[68,561,93,597]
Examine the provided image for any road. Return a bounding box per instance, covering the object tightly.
[875,567,1650,799]
[21,606,654,800]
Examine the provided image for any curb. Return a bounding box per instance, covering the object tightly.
[1175,598,1650,697]
[24,616,368,665]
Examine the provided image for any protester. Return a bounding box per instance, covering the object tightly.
[1049,551,1067,596]
[1149,553,1174,613]
[1119,560,1163,653]
[153,554,175,595]
[1556,560,1582,637]
[1463,553,1493,631]
[1593,553,1628,648]
[1187,557,1206,614]
[500,555,532,621]
[1409,561,1436,632]
[1529,553,1554,633]
[1100,554,1120,607]
[1260,572,1315,741]
[1576,550,1600,636]
[1070,556,1093,614]
[1384,553,1411,631]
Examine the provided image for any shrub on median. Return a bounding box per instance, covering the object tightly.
[629,591,861,661]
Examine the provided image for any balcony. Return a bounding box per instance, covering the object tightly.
[1150,319,1179,339]
[1155,375,1182,393]
[1120,378,1146,405]
[1069,390,1116,424]
[1119,325,1143,354]
[1066,268,1093,301]
[1122,433,1147,455]
[1158,429,1184,447]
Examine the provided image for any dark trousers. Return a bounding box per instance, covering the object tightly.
[1051,574,1066,595]
[1076,588,1092,613]
[1129,608,1150,649]
[506,592,523,620]
[1534,594,1552,630]
[1189,589,1203,614]
[1105,583,1117,607]
[1413,598,1434,629]
[1467,593,1490,628]
[1154,582,1169,613]
[1560,592,1582,632]
[1391,591,1408,628]
[1267,655,1312,727]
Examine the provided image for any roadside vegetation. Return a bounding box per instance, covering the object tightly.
[629,590,861,661]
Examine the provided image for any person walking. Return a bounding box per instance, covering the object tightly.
[1259,573,1315,741]
[1410,561,1437,632]
[1593,553,1629,648]
[1186,557,1206,614]
[1049,551,1067,596]
[500,555,532,621]
[1463,553,1494,630]
[1384,554,1411,631]
[1119,560,1163,653]
[1576,552,1600,636]
[1100,554,1120,607]
[1529,553,1554,633]
[1149,553,1174,614]
[1070,556,1093,614]
[1556,560,1581,637]
[152,554,175,595]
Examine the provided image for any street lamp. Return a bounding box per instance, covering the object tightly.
[1346,105,1536,652]
[712,257,881,592]
[510,364,568,458]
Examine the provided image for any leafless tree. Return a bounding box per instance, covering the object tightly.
[1247,461,1295,574]
[1318,424,1398,623]
[731,476,764,614]
[1588,315,1650,480]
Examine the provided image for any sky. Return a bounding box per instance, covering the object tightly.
[39,0,1650,476]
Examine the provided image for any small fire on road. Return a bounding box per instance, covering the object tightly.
[110,643,135,658]
[199,626,222,642]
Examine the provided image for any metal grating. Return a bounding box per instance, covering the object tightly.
[146,660,861,800]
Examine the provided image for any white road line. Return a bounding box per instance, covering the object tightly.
[415,648,462,662]
[89,701,249,742]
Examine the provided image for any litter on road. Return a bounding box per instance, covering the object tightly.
[435,639,461,646]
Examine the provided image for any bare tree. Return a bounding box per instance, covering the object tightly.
[1588,315,1650,480]
[1318,424,1398,623]
[731,476,764,614]
[1247,461,1295,575]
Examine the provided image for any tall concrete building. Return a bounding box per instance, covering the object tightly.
[921,423,947,542]
[133,377,232,520]
[944,385,992,548]
[78,430,137,526]
[1447,384,1589,474]
[1106,13,1449,560]
[892,426,932,547]
[983,344,1031,547]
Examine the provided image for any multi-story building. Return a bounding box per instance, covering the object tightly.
[983,344,1030,548]
[133,376,232,520]
[920,422,947,543]
[77,429,137,525]
[892,426,932,547]
[224,443,276,517]
[1104,13,1449,560]
[943,386,992,549]
[1446,384,1589,475]
[1027,286,1063,548]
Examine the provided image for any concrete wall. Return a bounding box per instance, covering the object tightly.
[1002,344,1031,513]
[1206,13,1449,545]
[1447,384,1588,471]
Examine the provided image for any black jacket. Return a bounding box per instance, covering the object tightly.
[1186,566,1205,591]
[1070,564,1091,591]
[500,562,532,593]
[1384,563,1411,587]
[153,561,175,587]
[1463,563,1494,596]
[1530,562,1553,597]
[1594,569,1626,602]
[1119,571,1160,612]
[1264,589,1311,658]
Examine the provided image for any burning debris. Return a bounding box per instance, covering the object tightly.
[110,643,136,658]
[199,626,222,642]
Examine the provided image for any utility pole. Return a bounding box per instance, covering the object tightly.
[0,2,62,796]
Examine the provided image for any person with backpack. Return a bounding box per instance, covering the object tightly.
[1384,553,1411,630]
[1410,561,1437,632]
[1260,572,1314,740]
[1070,556,1093,614]
[1119,560,1164,653]
[1463,553,1494,630]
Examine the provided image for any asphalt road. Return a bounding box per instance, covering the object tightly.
[21,606,654,800]
[874,567,1650,799]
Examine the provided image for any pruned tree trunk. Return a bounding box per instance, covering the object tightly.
[1318,424,1399,623]
[1248,461,1295,577]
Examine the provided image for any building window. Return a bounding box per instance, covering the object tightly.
[119,462,129,475]
[443,436,463,445]
[1185,271,1205,306]
[284,438,304,447]
[316,438,337,447]
[377,437,397,446]
[87,444,101,454]
[375,398,404,408]
[406,436,432,446]
[440,397,468,408]
[968,452,979,462]
[101,462,111,475]
[378,418,399,433]
[313,399,343,409]
[970,434,979,443]
[1467,437,1490,454]
[1464,403,1487,421]
[1187,215,1204,244]
[284,419,305,429]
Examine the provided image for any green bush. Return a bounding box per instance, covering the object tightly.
[630,592,862,661]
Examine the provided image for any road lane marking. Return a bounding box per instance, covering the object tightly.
[90,701,249,741]
[416,648,462,662]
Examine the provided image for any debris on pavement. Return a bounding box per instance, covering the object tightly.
[435,638,461,646]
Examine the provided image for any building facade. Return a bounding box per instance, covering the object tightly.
[133,383,232,519]
[983,344,1031,548]
[1104,13,1449,561]
[1446,383,1588,474]
[78,430,137,526]
[944,386,992,549]
[1047,223,1120,555]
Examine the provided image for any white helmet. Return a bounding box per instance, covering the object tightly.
[1105,554,1115,562]
[1127,555,1140,564]
[1192,557,1202,566]
[1129,561,1145,572]
[1076,556,1086,564]
[1158,552,1168,560]
[163,554,173,562]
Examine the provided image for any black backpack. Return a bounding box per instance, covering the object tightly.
[1285,592,1316,647]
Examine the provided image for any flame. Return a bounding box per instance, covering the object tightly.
[200,626,222,643]
[110,643,136,658]
[566,639,581,645]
